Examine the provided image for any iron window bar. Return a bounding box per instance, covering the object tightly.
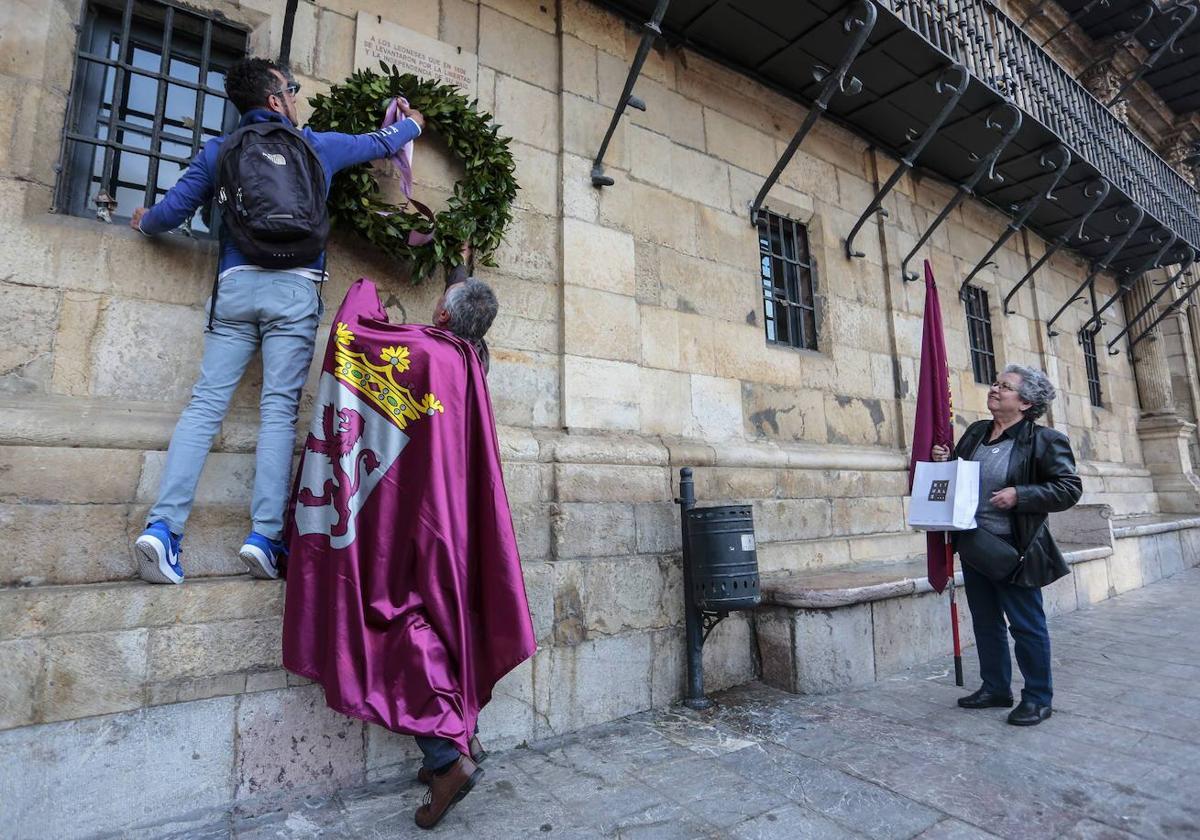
[56,0,246,223]
[758,211,819,350]
[749,0,877,226]
[1044,204,1145,337]
[844,62,969,259]
[963,284,998,384]
[1080,327,1104,406]
[1002,177,1110,315]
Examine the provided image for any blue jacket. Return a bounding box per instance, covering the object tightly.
[139,108,422,274]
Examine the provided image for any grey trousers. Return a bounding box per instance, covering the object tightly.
[148,269,321,540]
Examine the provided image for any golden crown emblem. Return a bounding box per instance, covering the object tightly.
[333,323,445,431]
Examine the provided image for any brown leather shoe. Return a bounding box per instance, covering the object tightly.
[416,734,488,784]
[414,756,482,829]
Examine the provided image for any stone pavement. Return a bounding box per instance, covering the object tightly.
[174,567,1199,839]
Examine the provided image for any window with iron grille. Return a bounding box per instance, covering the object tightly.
[1080,328,1103,407]
[757,211,818,350]
[56,0,248,232]
[962,285,997,385]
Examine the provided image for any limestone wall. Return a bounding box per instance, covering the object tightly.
[0,0,1190,829]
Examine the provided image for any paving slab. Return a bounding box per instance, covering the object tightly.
[115,567,1200,839]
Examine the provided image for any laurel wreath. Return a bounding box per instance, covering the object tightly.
[306,64,519,280]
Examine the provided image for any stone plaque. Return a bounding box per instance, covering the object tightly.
[354,13,478,93]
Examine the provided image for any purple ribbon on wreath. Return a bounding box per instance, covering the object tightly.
[380,97,435,247]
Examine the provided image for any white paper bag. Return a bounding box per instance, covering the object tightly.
[908,459,979,531]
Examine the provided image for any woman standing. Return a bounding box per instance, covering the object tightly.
[932,365,1082,726]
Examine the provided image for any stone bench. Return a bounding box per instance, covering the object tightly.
[752,505,1200,696]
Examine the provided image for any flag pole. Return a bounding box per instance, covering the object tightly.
[945,531,963,686]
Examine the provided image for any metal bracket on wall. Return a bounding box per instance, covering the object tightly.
[958,144,1072,298]
[749,0,877,226]
[590,0,673,188]
[1078,2,1156,80]
[1041,0,1110,49]
[1002,178,1110,316]
[1044,204,1145,337]
[1106,245,1195,354]
[900,103,1023,283]
[1129,263,1200,351]
[1108,3,1198,107]
[1078,224,1175,337]
[844,63,969,259]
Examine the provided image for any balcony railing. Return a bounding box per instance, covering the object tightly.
[885,0,1200,249]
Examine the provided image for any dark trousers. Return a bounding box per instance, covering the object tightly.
[415,736,461,771]
[962,561,1053,705]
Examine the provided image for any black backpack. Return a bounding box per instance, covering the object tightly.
[215,121,329,269]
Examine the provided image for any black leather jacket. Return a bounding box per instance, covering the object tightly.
[954,418,1083,587]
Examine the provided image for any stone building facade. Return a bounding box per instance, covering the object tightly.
[2,0,1200,835]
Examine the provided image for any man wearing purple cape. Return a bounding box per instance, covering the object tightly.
[283,277,535,828]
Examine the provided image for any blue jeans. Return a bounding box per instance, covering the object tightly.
[415,736,462,771]
[962,561,1053,705]
[148,270,321,541]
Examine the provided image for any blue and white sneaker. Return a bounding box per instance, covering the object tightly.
[239,531,286,580]
[134,521,184,585]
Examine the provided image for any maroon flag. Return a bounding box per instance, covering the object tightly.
[282,279,536,753]
[909,260,955,593]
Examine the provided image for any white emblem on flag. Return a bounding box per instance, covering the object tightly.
[293,372,408,548]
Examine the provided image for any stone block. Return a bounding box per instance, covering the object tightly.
[1041,571,1078,618]
[871,592,946,677]
[489,349,559,428]
[563,355,640,431]
[90,298,207,402]
[556,556,682,639]
[245,670,289,693]
[521,560,556,644]
[511,502,552,561]
[695,205,761,274]
[1108,536,1145,594]
[479,657,537,749]
[564,285,640,363]
[563,218,636,295]
[0,280,57,384]
[1072,556,1113,605]
[562,0,626,55]
[825,395,891,447]
[365,723,423,778]
[634,501,681,554]
[501,461,551,505]
[755,608,796,692]
[0,697,236,838]
[314,9,355,83]
[563,92,626,169]
[627,124,676,192]
[690,374,743,442]
[0,445,142,504]
[658,249,756,322]
[479,5,559,91]
[136,450,256,506]
[0,502,134,586]
[541,631,655,734]
[703,109,777,175]
[492,208,559,283]
[649,627,685,707]
[41,630,148,724]
[49,291,106,396]
[495,74,560,153]
[562,35,599,99]
[628,181,698,254]
[793,603,875,694]
[703,613,757,692]
[640,305,680,369]
[147,617,282,682]
[510,141,558,216]
[235,684,365,800]
[831,496,904,537]
[552,501,636,558]
[639,367,695,437]
[695,467,783,502]
[753,498,833,542]
[556,463,670,503]
[1048,503,1113,547]
[0,638,40,729]
[668,144,732,211]
[1156,532,1187,578]
[743,383,828,444]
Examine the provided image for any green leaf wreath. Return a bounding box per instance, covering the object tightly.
[306,64,519,280]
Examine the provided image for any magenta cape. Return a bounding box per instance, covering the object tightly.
[282,279,535,752]
[908,260,955,593]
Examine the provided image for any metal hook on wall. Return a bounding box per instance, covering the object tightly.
[1106,245,1195,354]
[1129,263,1200,351]
[958,144,1072,298]
[1044,204,1145,337]
[1002,178,1110,316]
[900,103,1023,283]
[844,63,969,259]
[1079,222,1175,337]
[750,0,877,226]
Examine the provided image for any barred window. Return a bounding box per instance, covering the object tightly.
[757,211,818,350]
[1080,328,1103,407]
[962,285,997,385]
[56,0,248,231]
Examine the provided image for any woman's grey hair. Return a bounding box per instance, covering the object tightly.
[1004,364,1056,420]
[443,278,498,373]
